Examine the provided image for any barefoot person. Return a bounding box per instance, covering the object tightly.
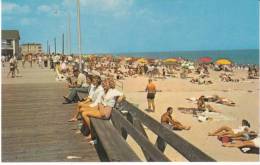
[161,107,191,130]
[145,78,156,112]
[81,79,124,142]
[222,135,260,149]
[68,76,104,122]
[208,119,250,136]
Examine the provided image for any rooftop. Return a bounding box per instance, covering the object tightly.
[2,30,20,40]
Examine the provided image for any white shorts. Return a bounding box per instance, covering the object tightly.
[252,137,260,148]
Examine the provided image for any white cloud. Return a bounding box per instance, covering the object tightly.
[37,4,63,16]
[20,18,33,25]
[2,2,30,14]
[63,0,133,14]
[38,5,52,13]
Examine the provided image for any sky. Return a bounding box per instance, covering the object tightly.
[1,0,259,54]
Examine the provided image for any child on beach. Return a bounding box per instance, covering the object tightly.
[161,107,191,130]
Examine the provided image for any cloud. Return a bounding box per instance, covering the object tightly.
[20,18,34,26]
[2,2,30,14]
[63,0,133,15]
[38,5,52,13]
[37,4,63,16]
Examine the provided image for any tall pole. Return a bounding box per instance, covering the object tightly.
[68,13,71,55]
[77,0,82,71]
[54,37,56,55]
[62,33,64,55]
[47,40,49,54]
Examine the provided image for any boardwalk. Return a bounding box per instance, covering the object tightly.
[1,63,100,162]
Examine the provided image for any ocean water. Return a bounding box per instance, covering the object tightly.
[114,49,259,65]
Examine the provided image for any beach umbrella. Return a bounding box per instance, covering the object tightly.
[163,58,178,65]
[163,58,177,63]
[198,57,212,63]
[136,58,148,64]
[215,59,232,65]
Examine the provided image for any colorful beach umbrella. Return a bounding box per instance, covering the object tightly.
[198,57,212,63]
[136,58,148,64]
[215,59,232,65]
[163,58,177,63]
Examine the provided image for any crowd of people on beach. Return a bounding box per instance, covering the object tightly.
[3,53,259,153]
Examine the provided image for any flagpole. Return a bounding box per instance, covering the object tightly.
[77,0,82,71]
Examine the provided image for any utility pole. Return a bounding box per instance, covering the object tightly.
[67,13,71,55]
[62,33,64,55]
[48,45,51,54]
[47,40,49,54]
[54,37,56,55]
[77,0,82,71]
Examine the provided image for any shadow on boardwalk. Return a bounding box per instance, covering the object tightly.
[1,64,100,162]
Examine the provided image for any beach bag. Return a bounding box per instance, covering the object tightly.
[80,125,90,136]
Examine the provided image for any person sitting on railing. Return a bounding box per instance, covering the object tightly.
[68,75,104,122]
[62,68,89,104]
[161,107,191,130]
[81,78,124,141]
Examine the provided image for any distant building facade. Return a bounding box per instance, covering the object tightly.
[21,43,42,55]
[1,30,20,58]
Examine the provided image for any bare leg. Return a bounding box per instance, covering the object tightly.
[151,99,155,112]
[68,102,92,122]
[208,126,233,136]
[206,104,221,113]
[222,140,255,148]
[147,99,151,110]
[82,109,103,140]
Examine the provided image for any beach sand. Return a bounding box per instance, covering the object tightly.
[120,69,259,161]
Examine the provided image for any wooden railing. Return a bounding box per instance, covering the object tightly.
[115,80,123,91]
[110,100,216,162]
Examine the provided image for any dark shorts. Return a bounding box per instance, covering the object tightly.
[147,93,155,99]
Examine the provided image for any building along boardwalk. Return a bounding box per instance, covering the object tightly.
[1,63,100,162]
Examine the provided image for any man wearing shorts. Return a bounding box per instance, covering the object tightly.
[145,78,156,112]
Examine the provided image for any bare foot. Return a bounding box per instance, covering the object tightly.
[68,118,77,122]
[85,136,92,142]
[185,126,191,130]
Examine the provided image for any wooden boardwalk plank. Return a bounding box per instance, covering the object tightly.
[2,66,100,162]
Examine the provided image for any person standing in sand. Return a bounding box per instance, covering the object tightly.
[161,107,191,130]
[145,78,156,112]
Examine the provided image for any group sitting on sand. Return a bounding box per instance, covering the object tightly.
[208,120,259,151]
[219,73,239,82]
[248,66,259,79]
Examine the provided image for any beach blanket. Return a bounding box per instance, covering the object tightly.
[199,111,234,122]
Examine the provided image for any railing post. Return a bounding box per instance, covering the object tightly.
[127,112,153,161]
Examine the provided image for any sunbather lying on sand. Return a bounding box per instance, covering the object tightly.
[208,119,250,136]
[186,95,235,106]
[161,107,191,130]
[222,136,260,149]
[197,96,220,113]
[219,131,258,141]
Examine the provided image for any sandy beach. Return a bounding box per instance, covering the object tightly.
[121,69,259,161]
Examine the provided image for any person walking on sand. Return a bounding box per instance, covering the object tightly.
[145,78,156,112]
